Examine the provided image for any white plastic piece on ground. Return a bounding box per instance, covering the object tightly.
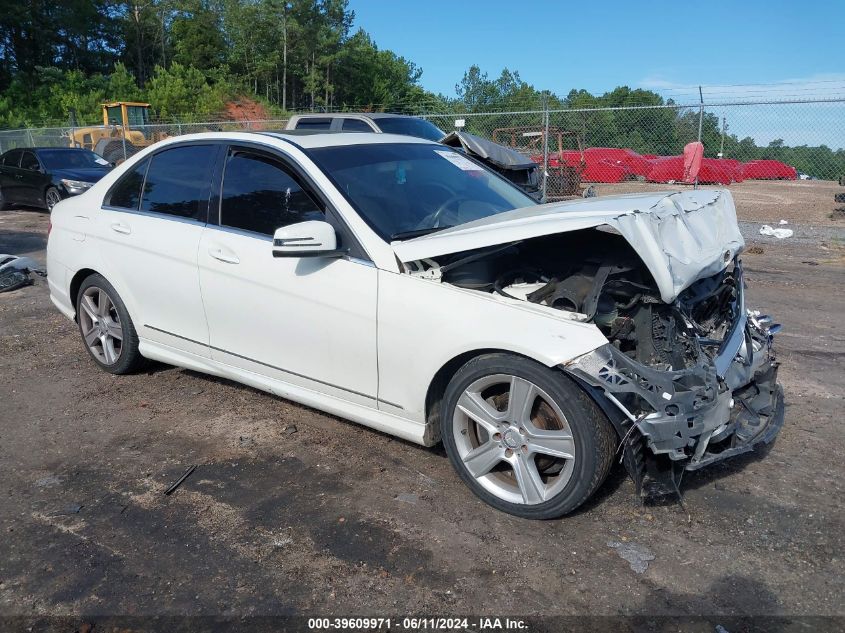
[779,219,789,225]
[760,225,794,239]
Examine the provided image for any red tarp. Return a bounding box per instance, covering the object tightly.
[740,160,797,180]
[534,146,796,185]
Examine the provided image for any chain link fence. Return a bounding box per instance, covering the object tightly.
[1,99,843,188]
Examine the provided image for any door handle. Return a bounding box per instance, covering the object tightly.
[111,222,131,234]
[14,174,23,180]
[208,247,240,264]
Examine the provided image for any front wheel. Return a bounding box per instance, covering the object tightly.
[44,187,61,211]
[441,353,616,519]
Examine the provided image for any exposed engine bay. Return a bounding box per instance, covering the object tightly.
[406,227,783,497]
[423,229,741,372]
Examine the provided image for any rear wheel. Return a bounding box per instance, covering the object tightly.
[441,353,615,519]
[76,274,146,374]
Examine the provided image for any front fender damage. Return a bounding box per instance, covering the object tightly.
[563,315,784,498]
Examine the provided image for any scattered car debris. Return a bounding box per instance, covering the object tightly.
[607,540,655,574]
[759,224,794,239]
[0,254,46,294]
[34,475,61,488]
[778,219,789,225]
[51,503,83,516]
[164,464,197,496]
[284,424,298,435]
[395,493,419,505]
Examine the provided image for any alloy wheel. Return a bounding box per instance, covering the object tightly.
[78,286,124,365]
[45,189,61,210]
[452,374,576,505]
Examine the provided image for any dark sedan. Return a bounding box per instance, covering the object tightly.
[0,147,112,211]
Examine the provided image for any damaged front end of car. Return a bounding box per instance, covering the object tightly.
[393,189,785,498]
[564,259,784,497]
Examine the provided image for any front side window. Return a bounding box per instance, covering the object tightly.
[140,145,217,220]
[106,106,122,126]
[107,158,149,210]
[220,149,324,236]
[376,118,445,142]
[309,143,536,241]
[341,118,373,132]
[20,151,40,171]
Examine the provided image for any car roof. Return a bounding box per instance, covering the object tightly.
[259,131,434,149]
[291,112,417,121]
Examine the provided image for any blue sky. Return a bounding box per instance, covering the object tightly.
[347,0,845,148]
[347,0,845,101]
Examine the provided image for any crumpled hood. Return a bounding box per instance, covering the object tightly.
[391,189,745,303]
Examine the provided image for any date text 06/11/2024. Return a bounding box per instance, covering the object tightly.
[307,617,529,630]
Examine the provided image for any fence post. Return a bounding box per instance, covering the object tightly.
[27,129,35,147]
[695,86,704,189]
[542,95,550,201]
[122,134,127,161]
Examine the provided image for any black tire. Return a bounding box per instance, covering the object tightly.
[76,273,147,375]
[44,186,61,211]
[441,353,616,519]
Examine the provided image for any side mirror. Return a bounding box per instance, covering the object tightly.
[272,220,346,258]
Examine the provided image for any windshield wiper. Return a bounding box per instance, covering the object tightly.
[389,226,453,241]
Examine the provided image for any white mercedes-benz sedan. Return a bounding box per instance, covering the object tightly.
[47,132,784,518]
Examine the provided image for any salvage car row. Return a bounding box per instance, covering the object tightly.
[45,129,785,518]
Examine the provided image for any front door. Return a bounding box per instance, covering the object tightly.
[197,145,378,406]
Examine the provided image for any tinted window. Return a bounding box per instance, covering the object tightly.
[2,150,22,167]
[376,118,445,142]
[38,149,110,170]
[310,143,536,241]
[220,149,323,236]
[20,151,40,171]
[141,145,217,220]
[341,118,372,132]
[294,118,332,130]
[107,158,149,210]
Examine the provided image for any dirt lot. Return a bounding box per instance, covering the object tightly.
[0,182,843,630]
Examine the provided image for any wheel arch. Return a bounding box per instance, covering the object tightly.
[424,348,555,444]
[425,348,627,445]
[68,267,100,316]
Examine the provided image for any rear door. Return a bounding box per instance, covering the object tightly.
[96,143,222,358]
[19,150,49,206]
[0,150,24,204]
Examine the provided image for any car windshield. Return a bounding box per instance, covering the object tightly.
[375,118,445,142]
[38,149,110,170]
[309,143,537,241]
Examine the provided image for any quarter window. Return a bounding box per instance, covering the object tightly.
[220,149,324,236]
[106,158,149,210]
[140,145,217,220]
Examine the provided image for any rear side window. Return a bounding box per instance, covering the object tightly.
[140,145,217,221]
[341,118,372,132]
[294,118,332,130]
[220,149,324,236]
[2,150,22,167]
[107,158,149,210]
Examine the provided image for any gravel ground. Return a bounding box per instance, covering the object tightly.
[0,195,843,630]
